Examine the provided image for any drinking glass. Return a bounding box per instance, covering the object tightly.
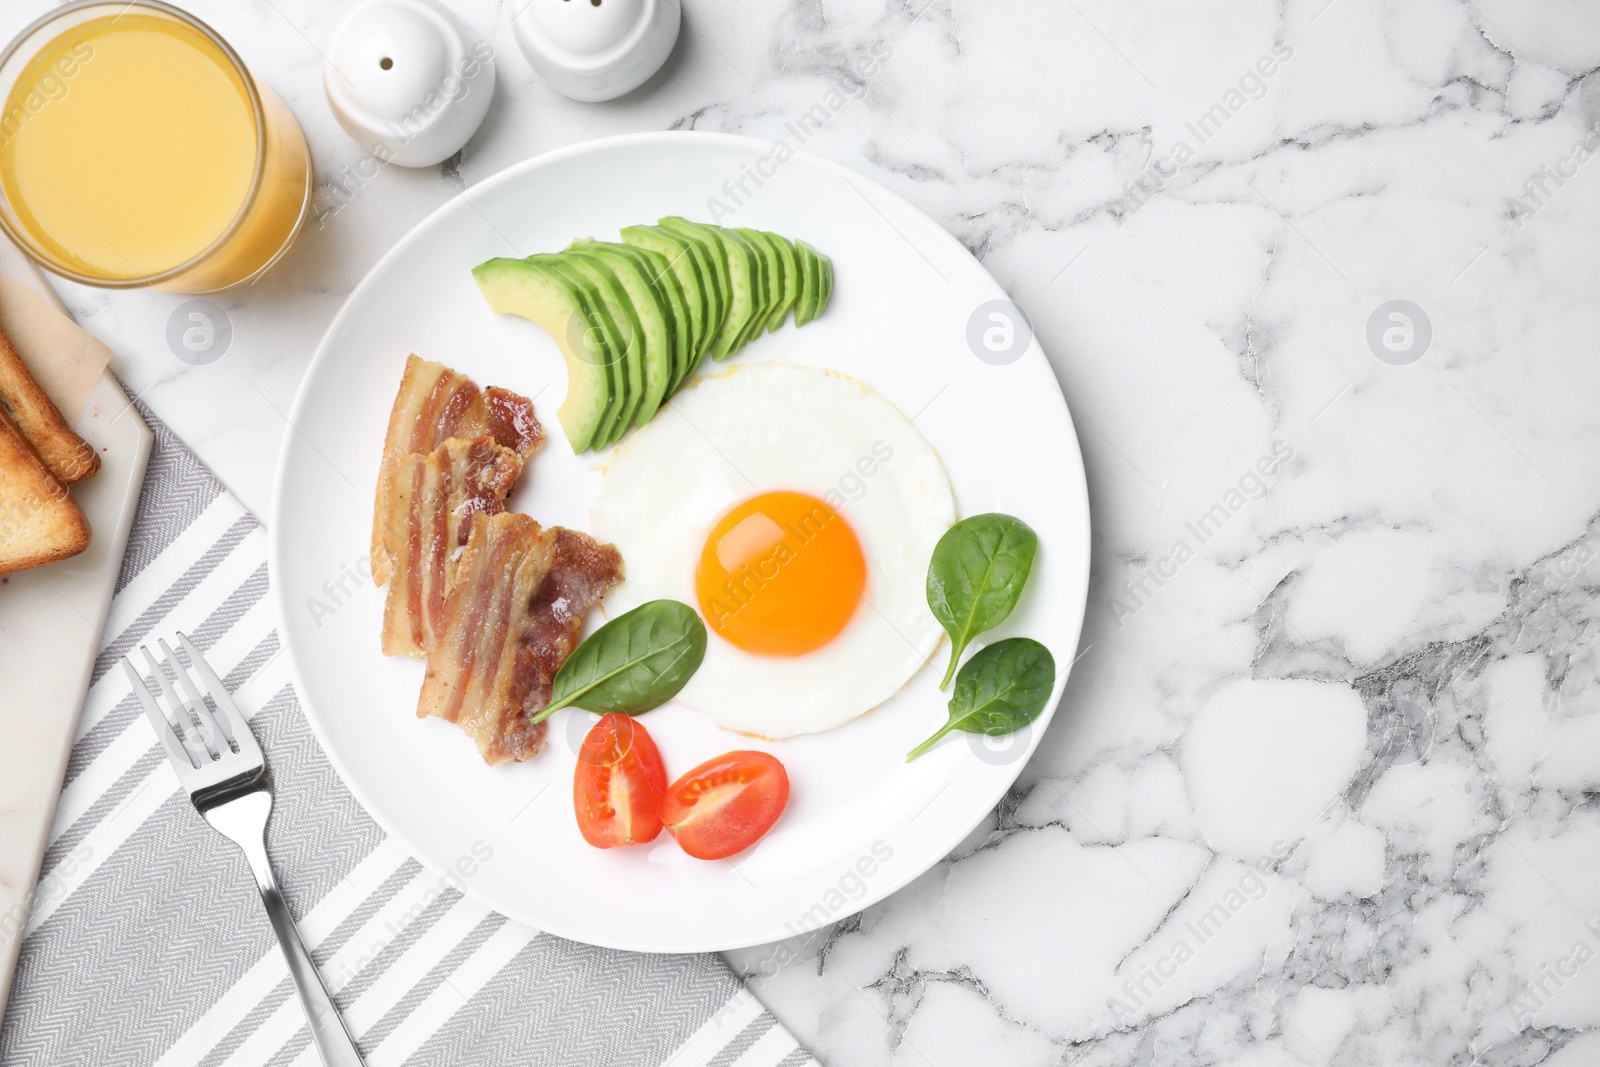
[0,1,313,292]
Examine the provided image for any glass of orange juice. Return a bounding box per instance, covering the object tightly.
[0,1,313,292]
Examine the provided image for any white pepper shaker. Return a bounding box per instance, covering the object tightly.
[324,0,496,168]
[512,0,680,102]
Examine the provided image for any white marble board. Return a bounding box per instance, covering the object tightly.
[0,239,151,1028]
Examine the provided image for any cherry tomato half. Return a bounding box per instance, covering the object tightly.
[660,750,790,860]
[573,714,668,848]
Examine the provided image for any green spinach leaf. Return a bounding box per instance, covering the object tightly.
[533,600,707,722]
[906,637,1055,761]
[926,513,1038,689]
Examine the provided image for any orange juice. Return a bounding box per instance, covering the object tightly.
[0,3,311,291]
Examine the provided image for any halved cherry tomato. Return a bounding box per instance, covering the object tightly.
[574,714,668,848]
[660,751,789,860]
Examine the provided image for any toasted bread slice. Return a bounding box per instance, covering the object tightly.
[0,404,88,576]
[0,322,99,485]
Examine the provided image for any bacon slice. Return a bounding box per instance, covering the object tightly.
[418,513,624,764]
[372,354,544,585]
[379,436,524,658]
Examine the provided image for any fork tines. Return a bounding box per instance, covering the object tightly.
[123,633,262,788]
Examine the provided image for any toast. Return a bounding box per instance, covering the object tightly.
[0,322,99,485]
[0,404,89,576]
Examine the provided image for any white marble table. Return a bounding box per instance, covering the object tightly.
[13,0,1600,1063]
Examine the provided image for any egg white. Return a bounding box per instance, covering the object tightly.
[590,362,956,738]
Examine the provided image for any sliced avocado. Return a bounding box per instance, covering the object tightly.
[655,217,731,366]
[567,243,674,431]
[744,230,785,338]
[792,240,819,327]
[472,256,612,454]
[478,223,833,448]
[688,227,731,362]
[663,217,757,361]
[717,225,767,357]
[621,224,708,379]
[760,232,801,333]
[815,246,833,320]
[673,227,727,365]
[530,253,631,447]
[592,240,693,400]
[635,243,696,394]
[553,250,645,443]
[732,228,778,350]
[541,256,625,446]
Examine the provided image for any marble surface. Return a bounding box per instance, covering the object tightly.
[10,0,1600,1063]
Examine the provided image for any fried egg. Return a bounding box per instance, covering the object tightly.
[590,362,956,738]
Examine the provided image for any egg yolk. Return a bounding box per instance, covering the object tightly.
[695,491,866,656]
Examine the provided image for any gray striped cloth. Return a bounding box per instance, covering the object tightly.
[0,409,817,1067]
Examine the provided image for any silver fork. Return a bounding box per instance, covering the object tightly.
[123,633,366,1067]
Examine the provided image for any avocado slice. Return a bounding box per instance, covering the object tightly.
[672,227,727,363]
[634,243,696,394]
[571,242,678,428]
[621,224,709,380]
[662,217,757,361]
[816,246,833,320]
[733,228,780,351]
[582,241,681,425]
[472,256,613,454]
[591,240,693,401]
[793,240,820,326]
[540,256,626,446]
[759,232,801,333]
[530,252,634,447]
[718,226,767,356]
[554,250,645,443]
[687,227,732,362]
[655,217,732,365]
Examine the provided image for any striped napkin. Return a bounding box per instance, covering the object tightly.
[0,409,817,1067]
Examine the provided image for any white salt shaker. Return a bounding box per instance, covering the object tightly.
[512,0,680,102]
[324,0,496,168]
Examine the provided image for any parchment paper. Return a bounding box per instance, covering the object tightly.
[0,276,112,422]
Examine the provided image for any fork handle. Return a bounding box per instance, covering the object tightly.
[228,823,367,1066]
[254,872,368,1066]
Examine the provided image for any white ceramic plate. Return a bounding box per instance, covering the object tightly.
[271,132,1089,952]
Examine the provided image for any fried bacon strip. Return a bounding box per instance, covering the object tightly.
[418,513,624,764]
[379,436,524,658]
[372,354,544,585]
